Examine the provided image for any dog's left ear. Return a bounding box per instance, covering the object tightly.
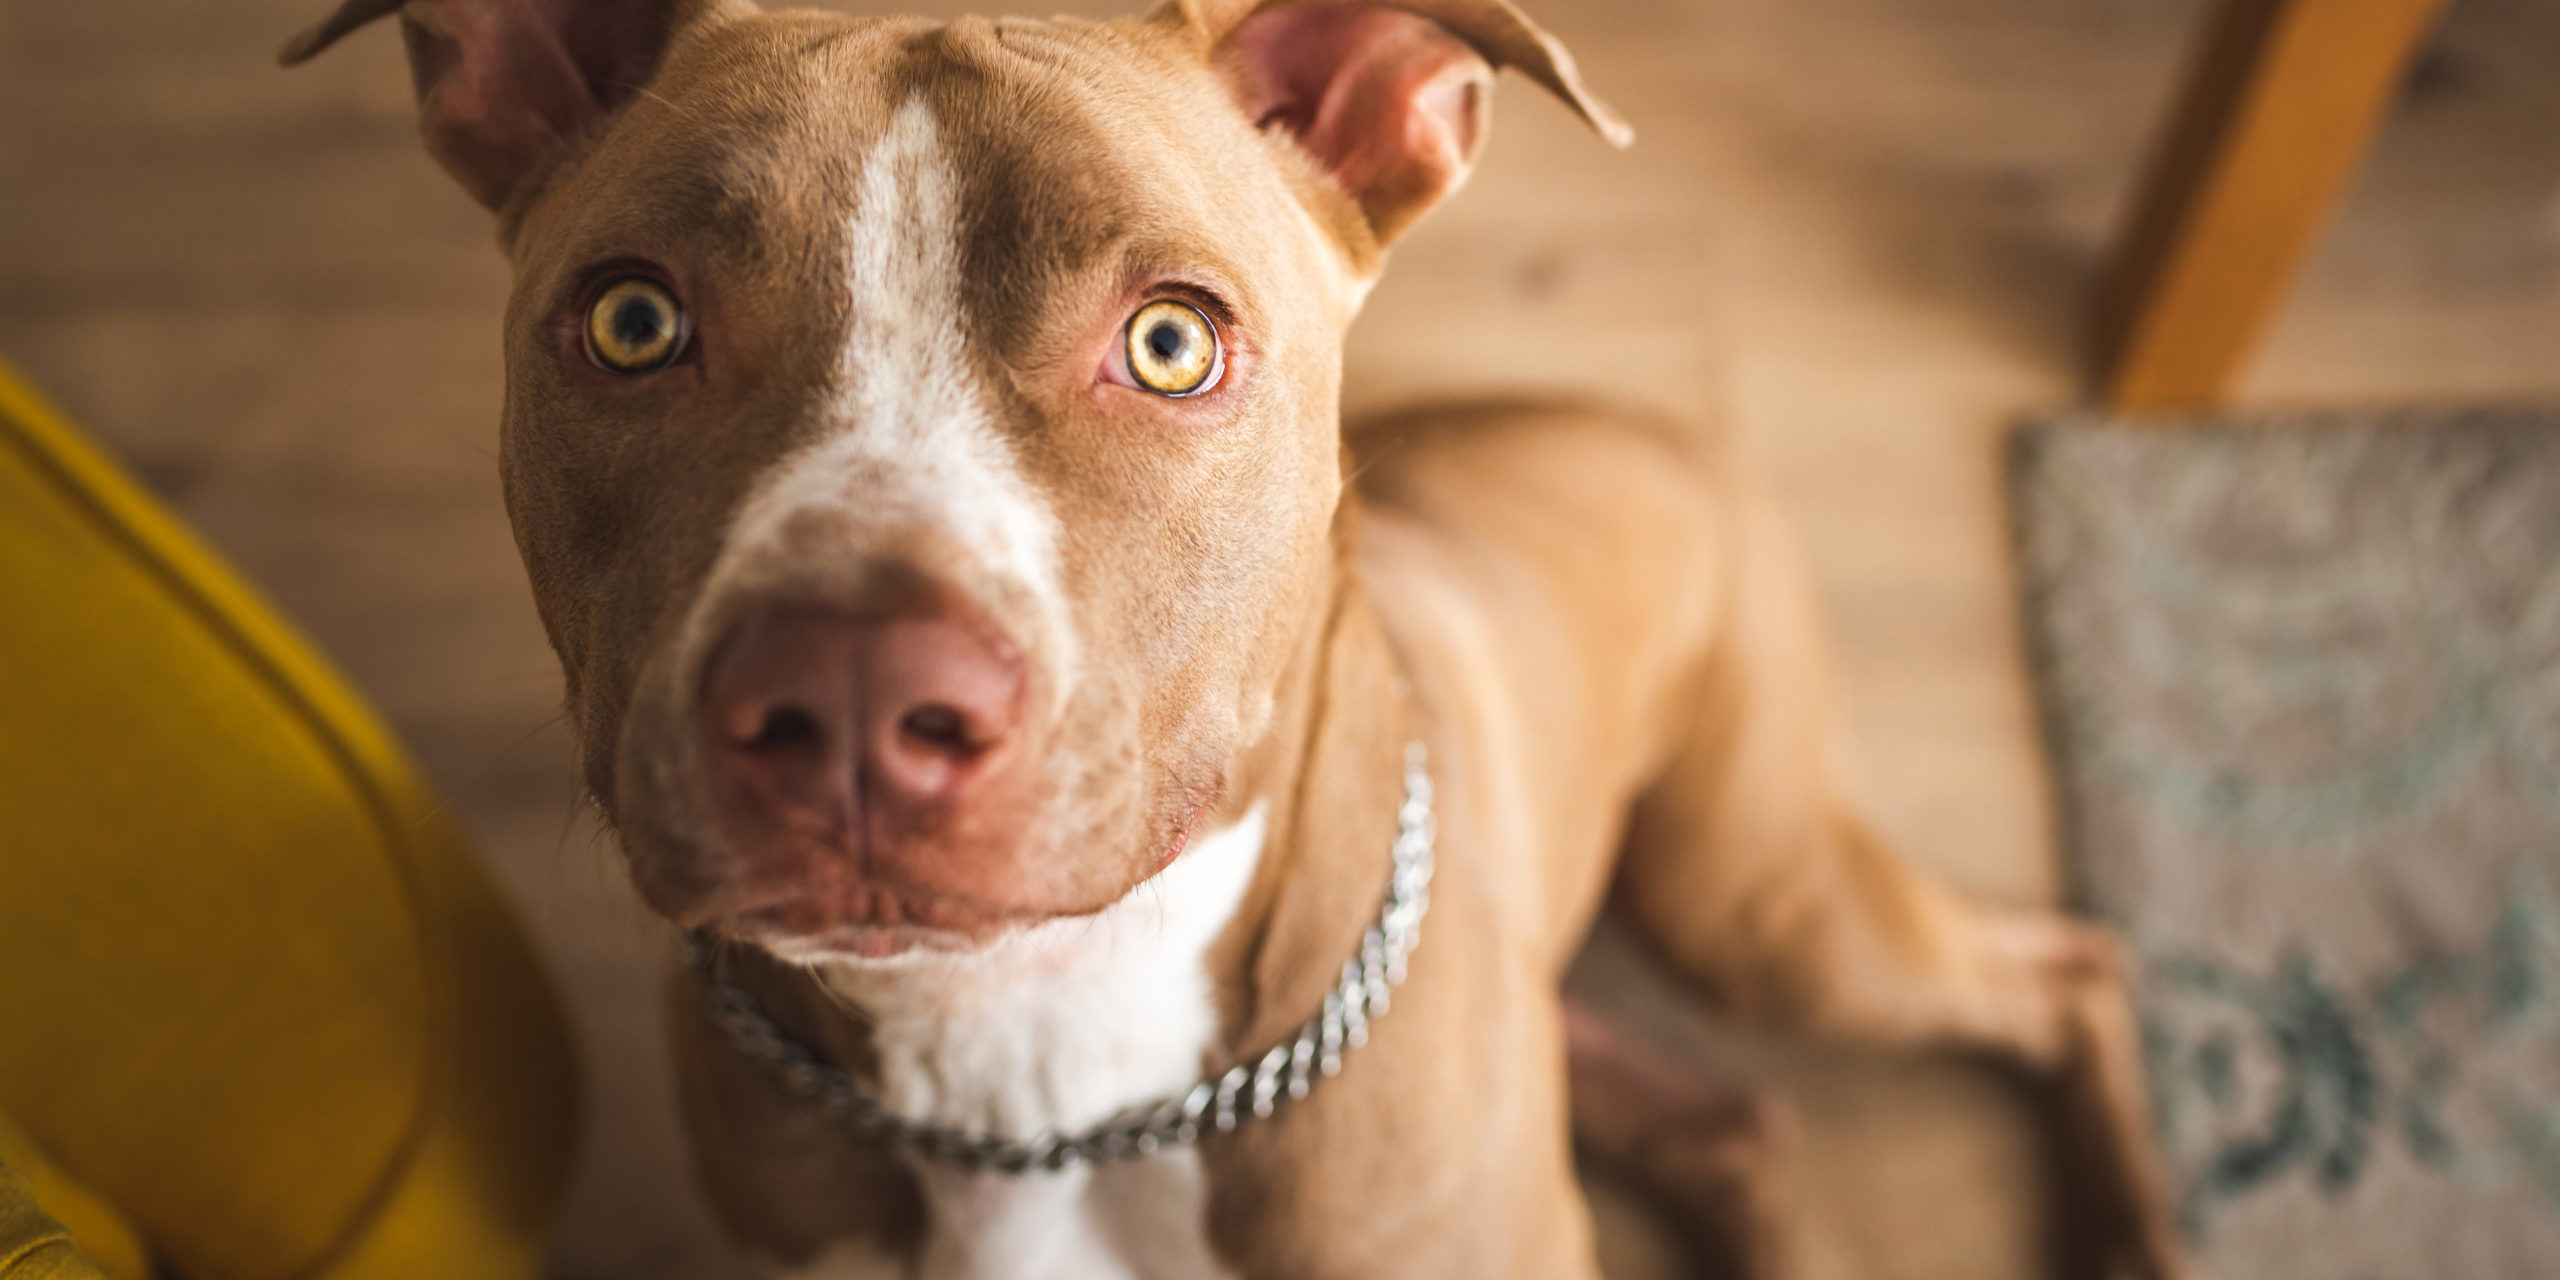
[280,0,718,211]
[1173,0,1630,248]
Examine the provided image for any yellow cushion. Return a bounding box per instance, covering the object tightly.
[0,1159,102,1280]
[0,1114,148,1280]
[0,356,579,1280]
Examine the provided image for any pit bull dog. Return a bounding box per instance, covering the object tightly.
[284,1,2189,1275]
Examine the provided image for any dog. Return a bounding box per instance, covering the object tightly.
[285,1,2190,1275]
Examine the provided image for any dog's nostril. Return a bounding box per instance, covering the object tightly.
[747,704,823,750]
[899,704,977,754]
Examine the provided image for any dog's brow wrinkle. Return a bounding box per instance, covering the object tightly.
[657,165,771,246]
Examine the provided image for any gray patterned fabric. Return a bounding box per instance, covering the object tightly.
[2011,410,2560,1278]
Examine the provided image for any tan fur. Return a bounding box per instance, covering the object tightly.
[288,1,2188,1275]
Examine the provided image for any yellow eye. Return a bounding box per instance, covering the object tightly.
[586,277,687,372]
[1124,300,1220,397]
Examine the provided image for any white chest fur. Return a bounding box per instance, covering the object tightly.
[785,803,1268,1280]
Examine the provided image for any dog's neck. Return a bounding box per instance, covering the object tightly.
[1202,511,1418,1061]
[794,504,1412,1142]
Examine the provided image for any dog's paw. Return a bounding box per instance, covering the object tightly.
[1627,1092,1797,1280]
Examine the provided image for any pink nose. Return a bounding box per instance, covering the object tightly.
[701,608,1025,839]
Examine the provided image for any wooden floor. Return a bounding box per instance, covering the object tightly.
[4,0,2555,1276]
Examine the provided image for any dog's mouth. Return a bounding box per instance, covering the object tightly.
[641,793,1222,962]
[743,886,1035,958]
[749,920,995,963]
[644,857,1049,958]
[745,796,1221,963]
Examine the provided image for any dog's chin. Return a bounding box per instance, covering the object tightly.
[706,823,1200,966]
[697,881,1053,960]
[752,921,998,964]
[634,778,1220,964]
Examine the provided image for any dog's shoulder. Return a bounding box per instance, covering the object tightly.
[1347,393,1725,527]
[1346,395,1730,634]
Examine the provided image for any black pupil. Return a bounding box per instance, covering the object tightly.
[613,295,667,349]
[1147,320,1186,361]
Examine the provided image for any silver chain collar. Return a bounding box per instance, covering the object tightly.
[684,740,1437,1175]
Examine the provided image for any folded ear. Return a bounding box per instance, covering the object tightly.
[280,0,716,210]
[1174,0,1630,247]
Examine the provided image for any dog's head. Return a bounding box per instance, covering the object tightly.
[287,0,1623,959]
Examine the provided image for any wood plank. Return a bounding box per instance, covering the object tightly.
[2094,0,2449,412]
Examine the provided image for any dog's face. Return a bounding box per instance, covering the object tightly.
[511,15,1361,957]
[290,0,1622,958]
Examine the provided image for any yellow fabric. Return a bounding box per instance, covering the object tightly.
[0,1157,104,1280]
[0,356,580,1280]
[0,1115,148,1280]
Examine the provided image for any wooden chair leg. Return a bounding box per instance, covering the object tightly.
[2093,0,2449,413]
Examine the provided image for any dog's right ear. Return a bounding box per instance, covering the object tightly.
[280,0,726,211]
[1170,0,1629,251]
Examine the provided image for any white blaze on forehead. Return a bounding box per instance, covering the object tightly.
[704,94,1076,706]
[839,95,981,438]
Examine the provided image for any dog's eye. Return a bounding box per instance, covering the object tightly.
[1124,300,1220,397]
[586,277,688,373]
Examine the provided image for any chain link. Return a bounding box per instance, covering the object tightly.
[685,741,1437,1175]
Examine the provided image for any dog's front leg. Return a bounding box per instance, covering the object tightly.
[1608,476,2188,1280]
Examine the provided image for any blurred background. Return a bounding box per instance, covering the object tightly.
[2,0,2555,1277]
